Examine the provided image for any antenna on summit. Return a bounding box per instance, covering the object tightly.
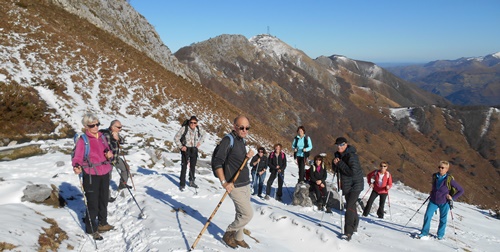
[267,26,270,35]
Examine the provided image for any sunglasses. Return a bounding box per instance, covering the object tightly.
[87,123,101,128]
[381,165,387,168]
[189,121,197,125]
[115,126,122,129]
[336,143,346,147]
[438,166,446,169]
[238,126,250,131]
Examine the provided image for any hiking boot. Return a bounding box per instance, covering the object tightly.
[222,231,238,248]
[264,195,270,200]
[346,234,352,241]
[108,196,116,203]
[235,239,250,249]
[276,196,282,202]
[97,224,114,232]
[325,208,332,213]
[92,232,103,240]
[179,186,185,191]
[189,180,199,188]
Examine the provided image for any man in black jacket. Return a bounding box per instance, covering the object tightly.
[100,120,131,191]
[213,115,254,249]
[332,137,364,241]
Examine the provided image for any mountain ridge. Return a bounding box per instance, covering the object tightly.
[0,0,498,208]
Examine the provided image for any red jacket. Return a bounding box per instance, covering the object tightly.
[367,170,392,194]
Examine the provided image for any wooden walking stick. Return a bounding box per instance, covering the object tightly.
[190,157,249,250]
[118,142,135,191]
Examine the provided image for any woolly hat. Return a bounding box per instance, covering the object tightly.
[335,137,347,145]
[189,116,198,122]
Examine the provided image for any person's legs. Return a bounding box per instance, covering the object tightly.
[377,194,388,218]
[266,170,277,196]
[363,190,378,216]
[115,157,129,186]
[227,186,253,241]
[277,172,284,198]
[188,147,198,182]
[97,173,110,225]
[437,202,450,239]
[344,190,361,235]
[420,201,438,237]
[179,151,188,187]
[83,174,99,234]
[258,171,266,196]
[297,157,305,182]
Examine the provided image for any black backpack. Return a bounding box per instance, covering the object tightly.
[180,119,200,146]
[210,133,234,178]
[292,135,309,159]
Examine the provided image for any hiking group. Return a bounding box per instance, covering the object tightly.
[71,113,465,249]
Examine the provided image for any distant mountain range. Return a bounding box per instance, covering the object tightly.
[0,0,498,208]
[385,53,500,106]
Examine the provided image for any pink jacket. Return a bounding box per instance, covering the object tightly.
[72,131,112,175]
[367,170,393,194]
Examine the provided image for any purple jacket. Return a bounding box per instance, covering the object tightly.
[430,173,464,205]
[72,131,112,176]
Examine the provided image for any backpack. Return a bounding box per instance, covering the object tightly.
[180,119,200,146]
[72,132,90,163]
[210,133,234,178]
[433,174,458,196]
[292,135,309,159]
[269,151,285,160]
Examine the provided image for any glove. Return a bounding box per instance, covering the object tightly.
[449,200,454,210]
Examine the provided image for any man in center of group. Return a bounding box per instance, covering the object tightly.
[213,115,254,249]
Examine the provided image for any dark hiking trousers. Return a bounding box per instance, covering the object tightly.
[297,156,306,182]
[363,190,387,218]
[180,147,198,187]
[83,172,110,233]
[344,190,361,235]
[266,170,284,197]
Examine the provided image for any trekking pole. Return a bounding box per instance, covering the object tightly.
[360,187,371,201]
[190,157,249,250]
[115,166,145,219]
[401,196,430,230]
[317,190,331,227]
[78,173,98,250]
[388,192,393,221]
[449,200,459,249]
[118,142,135,191]
[336,170,344,234]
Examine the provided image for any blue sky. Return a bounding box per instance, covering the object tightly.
[130,0,500,63]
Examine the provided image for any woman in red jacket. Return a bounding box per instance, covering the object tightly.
[362,161,393,218]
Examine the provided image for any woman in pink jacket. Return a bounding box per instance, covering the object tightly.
[362,161,393,218]
[72,113,114,240]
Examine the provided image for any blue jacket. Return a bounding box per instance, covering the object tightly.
[292,135,313,157]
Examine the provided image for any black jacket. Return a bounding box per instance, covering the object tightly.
[250,154,268,173]
[268,151,287,172]
[333,145,364,194]
[212,131,250,188]
[310,165,327,185]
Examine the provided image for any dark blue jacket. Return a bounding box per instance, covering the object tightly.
[333,145,364,194]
